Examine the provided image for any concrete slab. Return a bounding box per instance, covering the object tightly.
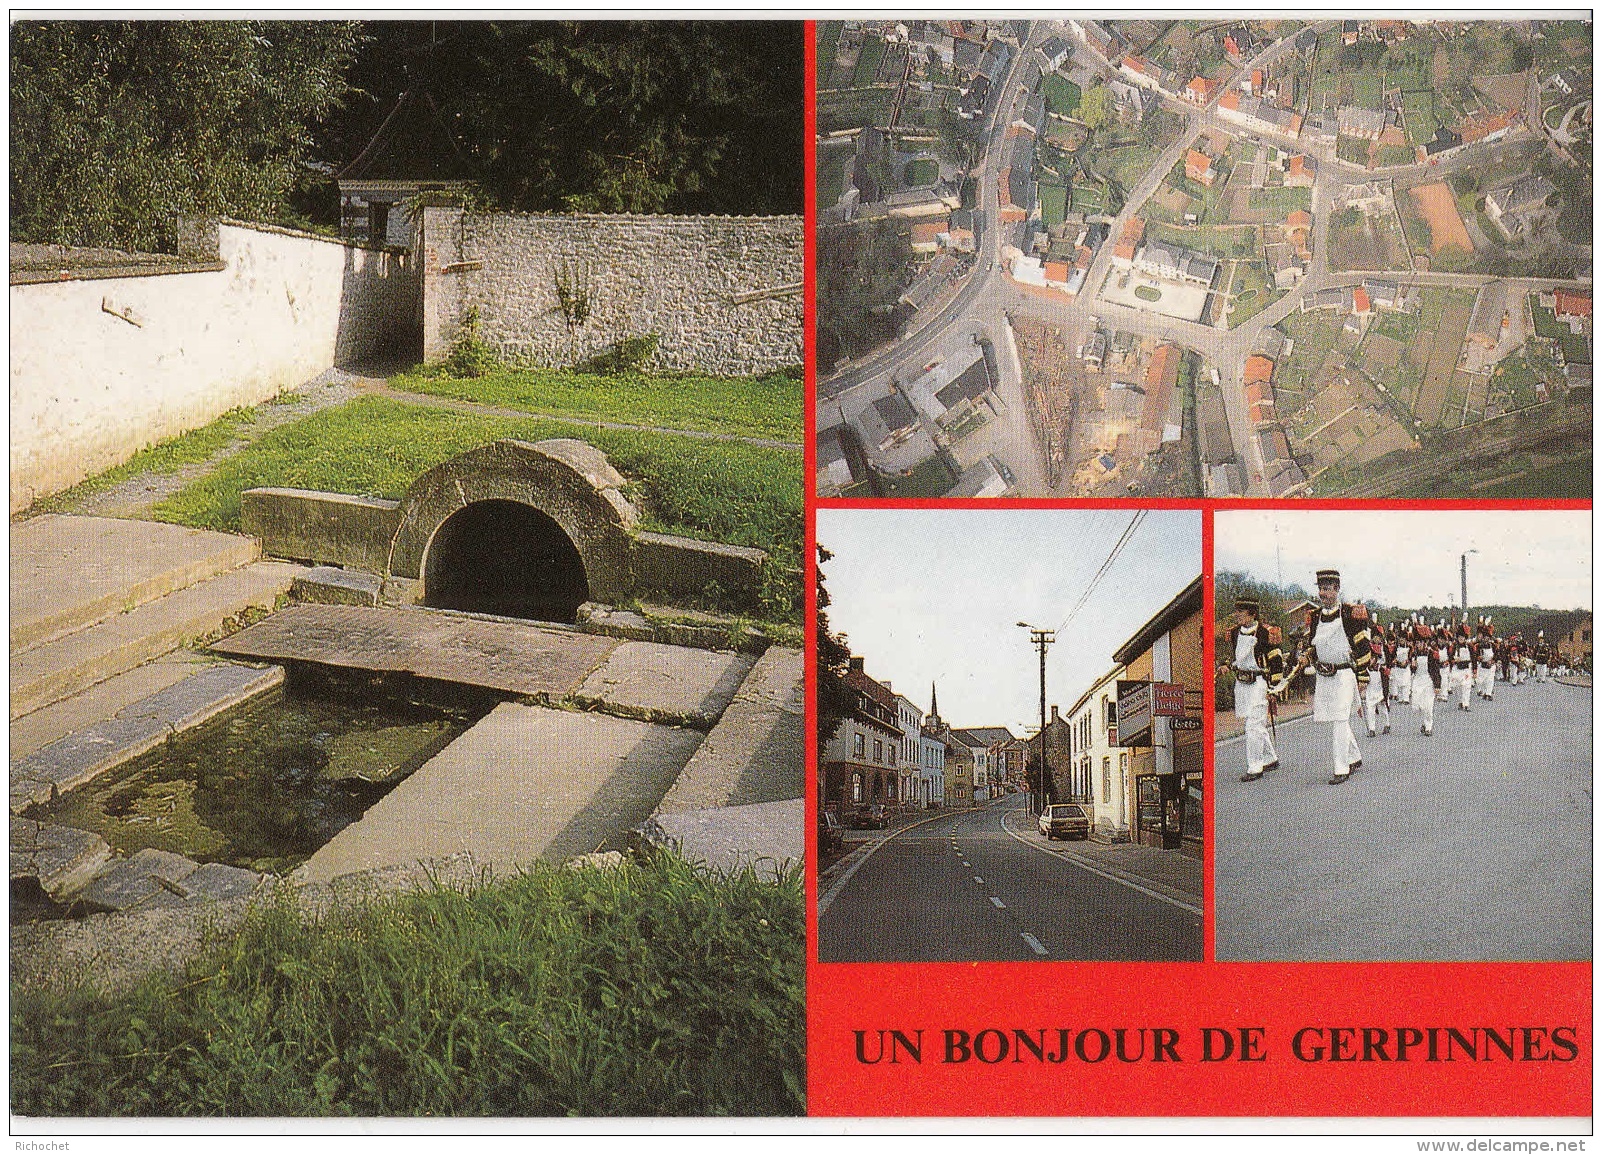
[11,561,302,719]
[572,642,754,728]
[294,702,703,883]
[10,818,112,900]
[639,799,803,881]
[79,848,201,912]
[9,652,206,761]
[11,514,259,651]
[171,861,264,904]
[657,646,803,811]
[291,565,383,607]
[210,604,620,698]
[11,661,285,812]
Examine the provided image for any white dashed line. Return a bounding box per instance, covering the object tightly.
[990,897,1006,909]
[1020,933,1049,956]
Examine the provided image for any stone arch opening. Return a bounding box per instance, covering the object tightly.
[422,499,589,623]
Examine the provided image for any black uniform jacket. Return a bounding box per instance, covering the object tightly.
[1228,623,1285,682]
[1304,603,1372,682]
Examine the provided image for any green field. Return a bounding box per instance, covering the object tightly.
[1474,453,1592,498]
[876,451,959,498]
[1043,74,1082,118]
[903,157,939,186]
[1248,186,1313,215]
[816,145,851,215]
[852,38,887,86]
[1040,182,1068,229]
[1071,182,1109,214]
[816,87,897,133]
[816,22,844,87]
[1402,91,1439,145]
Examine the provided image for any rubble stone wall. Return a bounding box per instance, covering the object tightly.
[420,208,802,376]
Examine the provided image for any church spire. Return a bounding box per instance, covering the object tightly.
[928,681,940,724]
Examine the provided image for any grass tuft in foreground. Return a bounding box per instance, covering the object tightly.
[12,855,804,1117]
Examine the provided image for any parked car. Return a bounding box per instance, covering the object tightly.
[818,811,844,855]
[848,804,888,830]
[1038,803,1091,841]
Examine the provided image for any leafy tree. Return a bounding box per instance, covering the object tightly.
[318,21,802,216]
[1076,84,1115,132]
[814,545,856,767]
[11,20,362,250]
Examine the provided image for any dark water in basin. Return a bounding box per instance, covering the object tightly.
[29,669,496,875]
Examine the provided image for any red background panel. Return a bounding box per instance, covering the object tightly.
[807,962,1591,1116]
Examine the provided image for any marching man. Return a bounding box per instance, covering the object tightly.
[1363,615,1391,737]
[1534,631,1552,682]
[1410,615,1441,736]
[1276,568,1369,785]
[1452,614,1475,712]
[1229,597,1284,782]
[1390,620,1412,705]
[1475,616,1497,701]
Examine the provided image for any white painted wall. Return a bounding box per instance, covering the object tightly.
[10,222,418,513]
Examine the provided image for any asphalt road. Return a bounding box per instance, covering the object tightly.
[1215,679,1592,961]
[818,794,1201,962]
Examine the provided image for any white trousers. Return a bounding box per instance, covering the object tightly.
[1235,678,1277,775]
[1363,672,1389,733]
[1314,668,1360,776]
[1391,665,1411,702]
[1411,658,1435,732]
[1455,665,1473,708]
[1476,664,1495,698]
[1537,663,1549,682]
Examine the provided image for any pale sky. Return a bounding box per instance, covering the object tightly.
[817,509,1201,733]
[1216,509,1592,612]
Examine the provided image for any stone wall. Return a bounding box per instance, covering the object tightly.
[9,221,419,513]
[420,208,801,377]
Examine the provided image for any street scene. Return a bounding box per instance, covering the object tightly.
[816,18,1591,498]
[815,509,1203,962]
[1214,509,1592,961]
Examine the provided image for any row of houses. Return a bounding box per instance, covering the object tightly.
[820,660,1031,812]
[822,577,1206,855]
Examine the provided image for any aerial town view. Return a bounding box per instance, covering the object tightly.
[815,17,1592,498]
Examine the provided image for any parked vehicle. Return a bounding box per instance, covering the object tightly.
[1038,803,1091,841]
[818,810,844,855]
[848,804,888,830]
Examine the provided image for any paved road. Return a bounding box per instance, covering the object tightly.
[1215,679,1592,961]
[819,794,1201,962]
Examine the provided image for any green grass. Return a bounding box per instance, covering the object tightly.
[1248,186,1313,216]
[876,451,959,498]
[852,38,887,86]
[1071,182,1108,214]
[11,855,804,1116]
[30,405,260,514]
[816,22,844,87]
[1475,453,1592,499]
[1042,74,1081,118]
[1135,284,1162,302]
[391,366,802,442]
[1376,143,1416,168]
[1530,301,1593,365]
[902,158,938,187]
[1402,90,1439,145]
[1336,136,1371,167]
[816,145,851,215]
[1039,182,1068,229]
[152,397,802,622]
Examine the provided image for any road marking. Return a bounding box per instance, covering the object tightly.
[990,897,1006,909]
[816,809,957,919]
[1020,933,1049,956]
[997,809,1203,917]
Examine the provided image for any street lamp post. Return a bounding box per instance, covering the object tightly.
[1018,622,1055,818]
[1461,549,1478,613]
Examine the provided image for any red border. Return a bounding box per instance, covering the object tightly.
[801,18,1591,1121]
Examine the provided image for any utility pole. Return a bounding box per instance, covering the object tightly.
[1018,622,1055,817]
[1462,549,1478,613]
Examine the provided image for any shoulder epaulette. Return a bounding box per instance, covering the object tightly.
[1349,604,1368,621]
[1266,626,1282,645]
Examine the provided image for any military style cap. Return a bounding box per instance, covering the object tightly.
[1234,597,1260,614]
[1315,568,1340,585]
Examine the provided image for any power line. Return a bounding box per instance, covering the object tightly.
[1054,510,1147,637]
